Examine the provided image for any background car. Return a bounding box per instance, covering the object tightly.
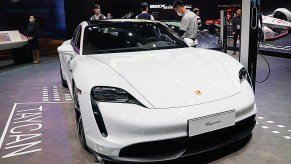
[261,8,291,40]
[163,20,223,50]
[58,19,256,163]
[205,8,291,40]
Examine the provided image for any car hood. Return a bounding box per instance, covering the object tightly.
[89,48,239,108]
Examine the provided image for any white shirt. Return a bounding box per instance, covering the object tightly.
[180,10,198,45]
[90,14,106,20]
[135,11,155,20]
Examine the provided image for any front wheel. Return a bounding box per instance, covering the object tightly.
[77,116,88,150]
[74,85,88,150]
[60,66,68,88]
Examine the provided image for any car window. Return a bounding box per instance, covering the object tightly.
[72,25,81,45]
[76,30,81,49]
[82,22,187,55]
[72,25,81,53]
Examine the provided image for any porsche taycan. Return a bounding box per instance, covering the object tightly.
[58,19,256,163]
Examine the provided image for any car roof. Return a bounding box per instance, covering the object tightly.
[89,19,159,25]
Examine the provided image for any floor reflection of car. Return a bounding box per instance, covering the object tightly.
[163,20,222,50]
[58,19,256,163]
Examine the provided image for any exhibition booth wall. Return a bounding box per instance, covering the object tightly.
[0,0,67,61]
[0,0,290,61]
[0,0,288,39]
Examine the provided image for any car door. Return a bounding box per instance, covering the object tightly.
[64,25,81,89]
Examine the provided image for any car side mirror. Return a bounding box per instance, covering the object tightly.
[183,38,194,47]
[57,44,74,54]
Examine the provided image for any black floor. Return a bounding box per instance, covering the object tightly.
[0,54,290,164]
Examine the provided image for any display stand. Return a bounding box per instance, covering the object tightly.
[0,31,31,64]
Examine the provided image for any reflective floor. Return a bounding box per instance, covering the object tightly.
[0,53,290,164]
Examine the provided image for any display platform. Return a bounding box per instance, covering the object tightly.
[1,55,291,164]
[227,32,291,59]
[259,33,291,59]
[0,31,27,50]
[0,31,31,64]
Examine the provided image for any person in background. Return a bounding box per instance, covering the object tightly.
[193,8,202,28]
[232,9,241,55]
[173,0,198,47]
[136,2,154,20]
[107,12,113,19]
[27,15,40,64]
[90,4,106,20]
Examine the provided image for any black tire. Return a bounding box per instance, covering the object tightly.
[77,116,88,150]
[73,85,88,150]
[60,66,68,88]
[273,11,288,21]
[99,159,115,164]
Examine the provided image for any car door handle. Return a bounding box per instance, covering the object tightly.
[69,69,72,72]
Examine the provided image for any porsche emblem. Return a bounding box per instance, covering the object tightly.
[195,90,202,96]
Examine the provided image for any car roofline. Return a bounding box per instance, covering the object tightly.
[88,19,159,25]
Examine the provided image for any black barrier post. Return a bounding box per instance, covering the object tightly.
[240,0,260,92]
[220,10,228,53]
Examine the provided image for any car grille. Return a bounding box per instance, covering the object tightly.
[119,115,256,159]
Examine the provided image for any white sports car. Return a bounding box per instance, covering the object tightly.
[261,8,291,40]
[58,19,256,163]
[262,8,291,40]
[205,8,291,41]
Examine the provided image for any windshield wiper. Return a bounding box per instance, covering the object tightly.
[90,47,144,54]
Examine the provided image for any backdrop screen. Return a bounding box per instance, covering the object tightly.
[0,0,66,39]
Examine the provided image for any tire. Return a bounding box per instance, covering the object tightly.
[273,11,287,21]
[73,85,88,150]
[60,66,68,88]
[96,156,115,164]
[102,159,116,164]
[103,160,115,164]
[77,116,88,150]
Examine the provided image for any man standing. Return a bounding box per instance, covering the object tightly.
[193,8,202,28]
[136,2,154,20]
[107,13,113,19]
[173,0,198,46]
[90,4,106,21]
[232,9,241,55]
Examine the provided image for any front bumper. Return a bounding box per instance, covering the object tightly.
[78,81,256,162]
[98,115,255,163]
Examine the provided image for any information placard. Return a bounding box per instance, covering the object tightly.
[0,33,11,42]
[0,31,28,50]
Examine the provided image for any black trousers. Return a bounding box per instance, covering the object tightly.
[233,30,241,52]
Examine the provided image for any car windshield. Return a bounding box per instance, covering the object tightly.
[83,21,187,55]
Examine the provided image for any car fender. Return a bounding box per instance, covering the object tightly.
[208,50,246,92]
[273,8,291,22]
[71,55,154,108]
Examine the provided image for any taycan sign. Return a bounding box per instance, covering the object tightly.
[0,105,43,159]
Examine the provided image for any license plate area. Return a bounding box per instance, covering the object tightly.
[188,110,235,137]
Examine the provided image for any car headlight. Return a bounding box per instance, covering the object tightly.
[239,67,247,83]
[239,67,252,85]
[90,87,145,138]
[91,86,145,106]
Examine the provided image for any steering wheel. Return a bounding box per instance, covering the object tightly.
[143,37,159,44]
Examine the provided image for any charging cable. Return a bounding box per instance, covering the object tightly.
[256,12,271,83]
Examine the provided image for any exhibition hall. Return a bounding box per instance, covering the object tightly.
[0,0,290,163]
